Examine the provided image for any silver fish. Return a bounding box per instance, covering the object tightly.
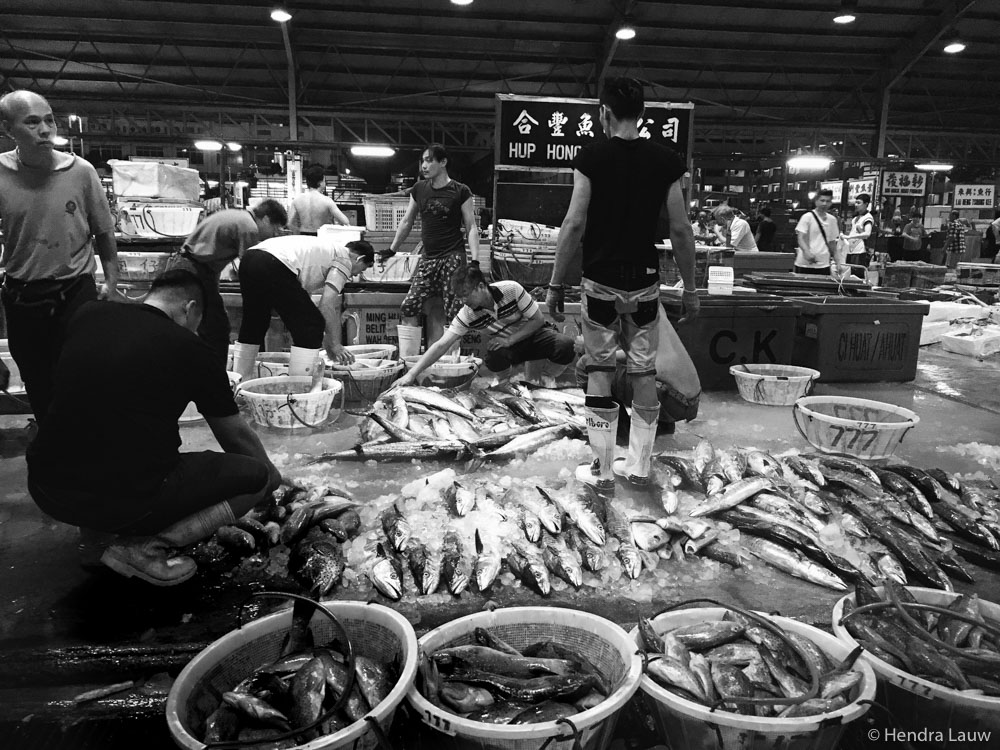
[660,486,680,515]
[537,486,603,545]
[690,476,772,518]
[446,411,481,442]
[840,513,870,539]
[543,544,583,588]
[632,521,670,551]
[441,529,471,595]
[485,424,574,460]
[444,481,477,516]
[872,552,908,585]
[745,538,848,591]
[525,386,586,406]
[693,439,715,473]
[432,417,458,441]
[563,526,607,572]
[369,543,403,600]
[380,502,411,553]
[393,385,476,419]
[523,488,563,534]
[507,545,551,595]
[407,542,442,595]
[474,529,502,593]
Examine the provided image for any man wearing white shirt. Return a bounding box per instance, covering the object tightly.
[715,205,758,251]
[230,236,375,378]
[794,189,840,275]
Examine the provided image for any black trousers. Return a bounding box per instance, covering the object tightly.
[165,254,230,369]
[1,275,97,419]
[238,249,325,349]
[484,324,575,372]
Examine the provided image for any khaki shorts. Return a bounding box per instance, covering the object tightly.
[580,278,660,377]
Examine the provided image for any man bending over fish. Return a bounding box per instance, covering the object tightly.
[396,266,575,388]
[547,77,699,490]
[26,270,281,586]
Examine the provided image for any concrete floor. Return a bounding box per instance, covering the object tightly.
[0,344,997,744]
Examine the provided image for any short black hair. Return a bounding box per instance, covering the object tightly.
[856,193,871,205]
[424,143,448,163]
[816,189,834,199]
[345,240,375,265]
[252,198,288,227]
[759,207,771,217]
[600,77,644,120]
[304,164,326,189]
[456,265,487,296]
[149,269,205,308]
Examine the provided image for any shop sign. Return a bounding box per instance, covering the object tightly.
[130,156,191,168]
[496,94,693,169]
[881,171,926,197]
[848,178,876,202]
[953,184,995,209]
[820,181,843,204]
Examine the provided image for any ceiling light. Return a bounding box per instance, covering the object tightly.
[350,145,395,158]
[833,0,857,24]
[226,142,242,152]
[787,155,833,170]
[615,23,636,41]
[194,140,223,151]
[270,8,292,23]
[450,0,474,5]
[943,40,966,54]
[833,13,856,24]
[915,163,954,171]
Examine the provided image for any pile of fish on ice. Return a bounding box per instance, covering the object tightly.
[203,436,1000,602]
[306,382,588,462]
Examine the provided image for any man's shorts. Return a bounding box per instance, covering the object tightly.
[399,252,467,320]
[581,278,660,377]
[29,451,270,535]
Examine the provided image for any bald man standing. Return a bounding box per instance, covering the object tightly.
[0,90,126,419]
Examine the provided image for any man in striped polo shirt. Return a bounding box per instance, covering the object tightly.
[396,266,574,387]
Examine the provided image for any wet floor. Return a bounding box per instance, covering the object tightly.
[0,344,998,743]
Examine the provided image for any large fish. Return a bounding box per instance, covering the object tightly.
[542,543,583,588]
[744,537,848,591]
[469,424,540,451]
[290,536,345,596]
[433,645,577,679]
[689,476,771,517]
[523,385,586,407]
[380,502,411,553]
[485,424,575,460]
[369,543,404,600]
[443,481,477,516]
[507,546,551,595]
[656,454,706,492]
[441,529,471,595]
[537,486,603,544]
[874,468,934,519]
[599,496,643,579]
[307,441,467,463]
[407,542,442,595]
[521,488,563,534]
[392,385,476,420]
[563,526,607,572]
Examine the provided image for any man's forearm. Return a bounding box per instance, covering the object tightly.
[94,231,121,286]
[389,219,413,252]
[467,226,480,262]
[505,317,544,346]
[321,296,344,349]
[670,223,697,291]
[550,222,584,286]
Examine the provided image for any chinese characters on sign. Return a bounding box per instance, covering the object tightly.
[953,184,996,209]
[848,179,876,202]
[497,94,693,169]
[881,171,927,197]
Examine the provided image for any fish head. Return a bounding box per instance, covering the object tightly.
[455,486,476,515]
[531,565,551,595]
[372,558,402,599]
[523,513,542,542]
[619,546,643,579]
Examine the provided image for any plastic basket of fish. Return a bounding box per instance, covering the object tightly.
[832,585,1000,743]
[730,364,820,406]
[166,597,419,750]
[240,376,344,430]
[406,606,643,750]
[792,396,919,460]
[633,605,876,750]
[402,355,482,390]
[326,359,404,405]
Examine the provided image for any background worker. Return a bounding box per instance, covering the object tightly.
[288,164,351,234]
[715,205,758,251]
[26,270,281,586]
[794,188,840,275]
[388,144,481,358]
[231,236,376,379]
[547,77,699,491]
[0,90,127,420]
[396,267,574,388]
[841,192,875,266]
[944,210,967,269]
[167,199,287,368]
[754,207,777,251]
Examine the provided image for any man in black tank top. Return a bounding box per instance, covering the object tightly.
[547,78,700,492]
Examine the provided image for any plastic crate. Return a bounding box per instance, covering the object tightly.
[791,296,929,382]
[361,195,414,232]
[117,251,172,281]
[957,262,1000,287]
[910,264,947,289]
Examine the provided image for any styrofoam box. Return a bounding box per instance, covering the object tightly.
[940,326,1000,357]
[924,301,990,323]
[108,160,201,201]
[919,320,954,346]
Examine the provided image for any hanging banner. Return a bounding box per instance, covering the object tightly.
[495,94,693,170]
[881,171,926,197]
[820,181,843,203]
[953,184,995,209]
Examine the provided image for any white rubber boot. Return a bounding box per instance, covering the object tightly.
[231,342,260,381]
[397,324,423,359]
[541,360,569,387]
[523,360,544,384]
[289,346,322,378]
[575,398,619,492]
[614,402,660,486]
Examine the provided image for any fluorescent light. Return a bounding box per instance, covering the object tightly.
[615,25,636,41]
[194,140,223,151]
[833,13,856,24]
[52,136,69,146]
[270,8,292,23]
[350,145,395,158]
[943,41,966,54]
[787,156,833,170]
[451,0,474,5]
[226,142,242,152]
[915,163,954,172]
